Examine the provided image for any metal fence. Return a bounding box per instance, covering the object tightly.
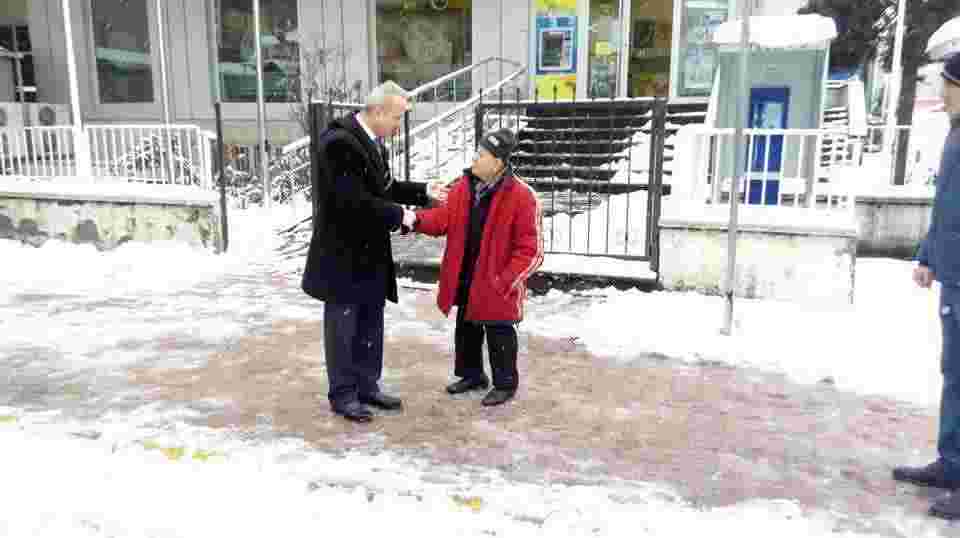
[0,124,215,189]
[0,126,76,177]
[475,96,704,271]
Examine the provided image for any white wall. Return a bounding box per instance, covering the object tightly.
[660,205,858,305]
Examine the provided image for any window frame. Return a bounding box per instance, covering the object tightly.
[85,0,162,116]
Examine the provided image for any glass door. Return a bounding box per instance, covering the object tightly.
[585,0,623,99]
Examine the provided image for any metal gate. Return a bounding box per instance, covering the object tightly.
[475,96,671,272]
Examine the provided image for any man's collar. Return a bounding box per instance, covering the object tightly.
[355,112,378,145]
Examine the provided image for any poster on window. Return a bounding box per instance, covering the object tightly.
[533,0,578,100]
[678,3,727,97]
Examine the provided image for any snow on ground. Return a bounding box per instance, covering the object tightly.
[0,205,951,536]
[525,257,942,408]
[0,418,925,538]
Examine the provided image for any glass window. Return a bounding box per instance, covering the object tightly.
[0,24,37,102]
[92,0,155,103]
[675,0,728,98]
[626,0,673,98]
[218,0,300,103]
[15,26,30,53]
[0,27,13,52]
[376,0,472,101]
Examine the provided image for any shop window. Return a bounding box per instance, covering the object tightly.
[92,0,155,103]
[376,0,472,101]
[218,0,300,103]
[675,0,728,98]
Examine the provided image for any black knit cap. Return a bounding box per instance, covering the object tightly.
[478,128,518,163]
[944,53,960,87]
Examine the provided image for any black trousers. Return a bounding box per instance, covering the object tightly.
[323,301,384,406]
[454,306,519,390]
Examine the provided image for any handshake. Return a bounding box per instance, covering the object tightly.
[399,179,449,234]
[401,208,418,233]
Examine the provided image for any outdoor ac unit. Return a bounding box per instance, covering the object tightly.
[24,103,68,127]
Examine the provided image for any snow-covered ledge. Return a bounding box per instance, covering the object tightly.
[659,202,858,305]
[854,183,934,259]
[0,180,222,252]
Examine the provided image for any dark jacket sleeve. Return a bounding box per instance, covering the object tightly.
[323,137,404,231]
[389,181,431,207]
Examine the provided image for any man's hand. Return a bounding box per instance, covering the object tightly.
[914,265,935,288]
[427,180,449,203]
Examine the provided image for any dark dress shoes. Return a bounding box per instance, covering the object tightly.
[446,377,490,395]
[481,388,516,406]
[332,401,373,423]
[893,460,959,490]
[359,391,403,410]
[931,491,960,520]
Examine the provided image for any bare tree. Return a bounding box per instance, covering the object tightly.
[289,40,365,136]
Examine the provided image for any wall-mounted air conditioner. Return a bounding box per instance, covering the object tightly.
[25,103,69,127]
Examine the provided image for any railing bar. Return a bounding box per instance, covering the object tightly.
[761,133,772,206]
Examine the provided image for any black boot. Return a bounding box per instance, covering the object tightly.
[893,460,959,489]
[484,324,518,407]
[482,388,516,406]
[446,376,489,394]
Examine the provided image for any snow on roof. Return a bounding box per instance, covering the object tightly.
[928,16,960,60]
[713,15,837,50]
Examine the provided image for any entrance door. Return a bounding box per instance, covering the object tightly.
[747,87,790,205]
[585,0,624,99]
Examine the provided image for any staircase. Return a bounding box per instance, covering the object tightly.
[490,100,707,191]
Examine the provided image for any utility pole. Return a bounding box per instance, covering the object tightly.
[721,0,752,336]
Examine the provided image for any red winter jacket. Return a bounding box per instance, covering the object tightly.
[414,173,544,322]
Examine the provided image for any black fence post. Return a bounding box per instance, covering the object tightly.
[475,91,485,151]
[403,109,411,182]
[308,101,323,226]
[648,97,668,274]
[215,101,228,253]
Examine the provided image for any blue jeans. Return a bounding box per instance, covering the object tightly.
[939,286,960,479]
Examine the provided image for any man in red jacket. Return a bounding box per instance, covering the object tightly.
[412,128,544,406]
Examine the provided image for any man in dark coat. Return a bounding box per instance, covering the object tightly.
[301,81,447,423]
[893,53,960,520]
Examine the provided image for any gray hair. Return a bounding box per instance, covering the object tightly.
[365,81,412,109]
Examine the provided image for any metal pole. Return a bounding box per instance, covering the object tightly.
[884,0,907,181]
[215,102,228,251]
[721,0,751,336]
[254,0,271,207]
[155,0,171,124]
[209,0,228,252]
[61,0,91,176]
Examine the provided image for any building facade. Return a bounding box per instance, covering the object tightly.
[1,0,805,146]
